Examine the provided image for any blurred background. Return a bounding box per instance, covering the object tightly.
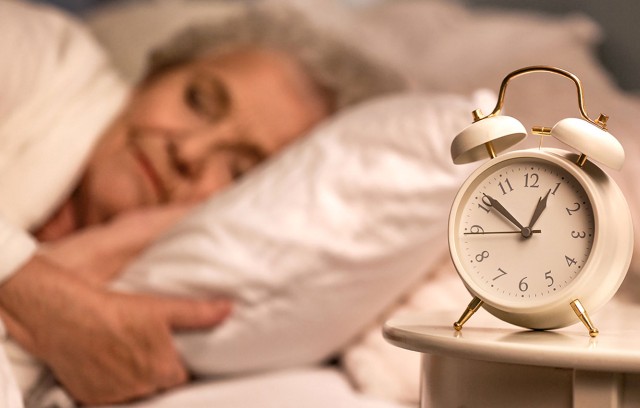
[465,0,640,92]
[30,0,640,92]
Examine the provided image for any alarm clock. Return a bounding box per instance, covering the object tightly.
[448,66,634,336]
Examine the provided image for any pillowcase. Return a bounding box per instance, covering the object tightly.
[310,0,616,135]
[115,91,495,375]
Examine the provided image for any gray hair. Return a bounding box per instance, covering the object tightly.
[145,4,408,110]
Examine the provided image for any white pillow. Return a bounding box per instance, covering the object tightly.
[115,91,494,375]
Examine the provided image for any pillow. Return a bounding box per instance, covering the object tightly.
[311,0,617,134]
[114,91,495,375]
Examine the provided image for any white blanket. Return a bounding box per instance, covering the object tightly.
[96,367,411,408]
[0,1,127,405]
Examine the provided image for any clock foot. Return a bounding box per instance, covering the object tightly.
[570,299,599,337]
[453,297,484,331]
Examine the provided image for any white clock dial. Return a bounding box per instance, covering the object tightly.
[452,157,595,307]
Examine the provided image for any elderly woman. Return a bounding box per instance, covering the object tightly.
[0,2,405,406]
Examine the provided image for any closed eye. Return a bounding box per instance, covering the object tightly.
[185,74,231,122]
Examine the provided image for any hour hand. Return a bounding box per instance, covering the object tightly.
[483,194,525,231]
[528,189,552,229]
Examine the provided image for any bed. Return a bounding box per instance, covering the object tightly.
[5,0,640,407]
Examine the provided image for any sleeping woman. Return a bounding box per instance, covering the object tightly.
[0,1,405,405]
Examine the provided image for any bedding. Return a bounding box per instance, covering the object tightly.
[99,367,411,408]
[2,0,640,407]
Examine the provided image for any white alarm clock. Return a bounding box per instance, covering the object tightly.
[448,66,634,336]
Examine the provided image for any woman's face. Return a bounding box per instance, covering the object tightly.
[76,48,330,226]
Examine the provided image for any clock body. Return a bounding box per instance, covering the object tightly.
[448,148,633,330]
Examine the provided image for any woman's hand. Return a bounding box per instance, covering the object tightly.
[0,255,231,405]
[37,205,190,286]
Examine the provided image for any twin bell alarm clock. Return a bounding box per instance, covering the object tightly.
[448,66,633,337]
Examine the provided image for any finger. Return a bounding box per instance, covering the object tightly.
[156,351,190,391]
[113,205,193,241]
[144,297,233,331]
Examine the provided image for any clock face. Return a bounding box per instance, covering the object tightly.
[451,156,595,307]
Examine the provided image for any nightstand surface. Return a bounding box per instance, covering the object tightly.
[384,301,640,408]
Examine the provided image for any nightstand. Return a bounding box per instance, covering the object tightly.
[383,301,640,407]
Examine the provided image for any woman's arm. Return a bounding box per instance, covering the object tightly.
[0,253,231,405]
[0,206,231,405]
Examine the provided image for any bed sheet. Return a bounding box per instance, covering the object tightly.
[95,368,410,408]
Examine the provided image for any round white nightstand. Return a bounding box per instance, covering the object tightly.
[383,301,640,408]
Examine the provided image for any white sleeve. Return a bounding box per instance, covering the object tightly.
[0,1,127,232]
[0,341,24,408]
[0,1,126,283]
[0,216,36,285]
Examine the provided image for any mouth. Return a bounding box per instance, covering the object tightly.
[130,142,169,203]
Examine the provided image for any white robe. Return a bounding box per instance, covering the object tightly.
[0,1,127,405]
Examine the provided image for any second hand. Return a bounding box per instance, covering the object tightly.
[464,230,542,235]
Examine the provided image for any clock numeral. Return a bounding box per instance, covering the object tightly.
[478,195,493,213]
[519,277,529,292]
[565,255,578,267]
[475,250,489,263]
[498,178,514,195]
[469,225,485,234]
[551,182,561,195]
[493,268,507,281]
[545,270,554,287]
[566,202,581,216]
[524,173,539,188]
[571,231,587,239]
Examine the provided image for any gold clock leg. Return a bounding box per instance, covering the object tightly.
[570,299,599,337]
[453,297,484,331]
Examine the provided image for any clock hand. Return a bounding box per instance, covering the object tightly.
[464,230,541,235]
[483,194,526,231]
[527,189,552,229]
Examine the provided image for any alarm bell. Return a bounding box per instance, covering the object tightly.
[451,114,526,164]
[549,117,624,170]
[450,66,625,170]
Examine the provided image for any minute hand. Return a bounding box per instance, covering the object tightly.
[483,194,525,230]
[528,189,551,229]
